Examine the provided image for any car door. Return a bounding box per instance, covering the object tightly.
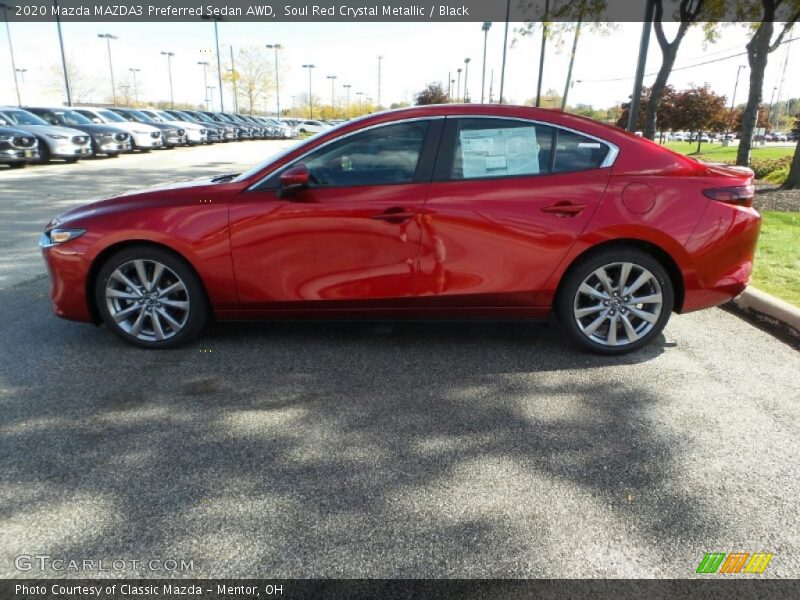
[229,118,443,307]
[417,116,614,307]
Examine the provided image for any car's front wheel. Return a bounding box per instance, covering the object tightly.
[556,248,674,355]
[94,246,209,349]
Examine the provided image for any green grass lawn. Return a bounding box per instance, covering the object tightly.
[663,142,794,161]
[752,211,800,306]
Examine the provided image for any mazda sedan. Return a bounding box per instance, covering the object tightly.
[40,105,761,354]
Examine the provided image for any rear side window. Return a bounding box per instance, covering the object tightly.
[448,118,554,180]
[553,128,610,172]
[442,118,610,181]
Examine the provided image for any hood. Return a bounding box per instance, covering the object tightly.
[58,123,129,136]
[53,175,242,226]
[104,121,161,134]
[162,119,203,131]
[0,126,36,138]
[12,124,90,139]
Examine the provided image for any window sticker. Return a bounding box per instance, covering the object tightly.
[459,127,539,178]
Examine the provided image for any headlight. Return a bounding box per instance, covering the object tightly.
[47,134,68,140]
[40,228,87,247]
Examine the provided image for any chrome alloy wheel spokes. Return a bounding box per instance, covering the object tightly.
[105,259,190,342]
[573,262,663,347]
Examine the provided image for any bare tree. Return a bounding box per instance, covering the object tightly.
[224,46,274,115]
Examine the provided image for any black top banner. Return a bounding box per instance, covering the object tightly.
[0,0,796,22]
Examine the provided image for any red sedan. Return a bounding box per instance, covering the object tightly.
[40,105,760,354]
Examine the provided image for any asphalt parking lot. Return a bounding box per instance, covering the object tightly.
[1,142,799,578]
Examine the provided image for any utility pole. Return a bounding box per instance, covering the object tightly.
[535,0,550,107]
[561,18,582,110]
[377,55,383,107]
[201,15,225,112]
[342,84,351,119]
[627,0,655,132]
[463,58,471,102]
[729,64,745,133]
[481,22,491,103]
[198,61,210,109]
[499,0,510,104]
[456,68,462,103]
[327,75,337,117]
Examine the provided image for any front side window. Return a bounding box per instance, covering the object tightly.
[302,121,429,187]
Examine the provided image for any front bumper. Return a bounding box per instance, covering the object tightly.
[1,146,39,162]
[40,238,94,323]
[132,133,164,148]
[50,143,92,158]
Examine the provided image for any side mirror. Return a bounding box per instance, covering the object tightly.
[278,164,310,197]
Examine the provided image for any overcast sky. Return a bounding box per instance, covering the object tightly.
[1,21,798,112]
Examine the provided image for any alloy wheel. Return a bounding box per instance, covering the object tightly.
[572,262,663,347]
[105,259,190,342]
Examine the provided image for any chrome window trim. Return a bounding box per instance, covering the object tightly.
[247,113,619,191]
[246,116,444,190]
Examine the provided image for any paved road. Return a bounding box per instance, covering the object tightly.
[1,143,799,578]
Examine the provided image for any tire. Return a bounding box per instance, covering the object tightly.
[37,144,51,164]
[64,157,79,163]
[94,245,209,349]
[555,247,674,355]
[8,162,26,169]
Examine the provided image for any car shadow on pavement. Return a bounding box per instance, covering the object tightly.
[0,281,719,577]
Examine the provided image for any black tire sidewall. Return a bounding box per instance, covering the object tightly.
[94,246,209,349]
[556,248,675,355]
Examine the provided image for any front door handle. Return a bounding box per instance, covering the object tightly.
[541,202,586,217]
[371,207,417,224]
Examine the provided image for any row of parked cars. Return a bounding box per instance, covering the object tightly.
[0,106,299,168]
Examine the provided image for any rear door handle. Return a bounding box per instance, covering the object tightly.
[371,207,417,224]
[541,202,586,217]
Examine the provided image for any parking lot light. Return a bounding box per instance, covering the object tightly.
[456,68,462,103]
[197,61,210,110]
[356,91,364,115]
[266,44,283,121]
[342,84,351,119]
[481,22,491,103]
[161,51,176,109]
[129,67,140,105]
[201,14,225,112]
[327,75,337,118]
[463,57,471,103]
[53,0,72,106]
[0,3,22,106]
[97,34,118,106]
[302,64,316,119]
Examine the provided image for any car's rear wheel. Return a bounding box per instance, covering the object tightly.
[94,246,209,349]
[556,248,674,355]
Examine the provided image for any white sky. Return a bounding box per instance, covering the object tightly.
[1,21,798,112]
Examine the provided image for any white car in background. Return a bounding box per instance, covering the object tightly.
[139,109,209,145]
[295,120,328,134]
[72,107,163,151]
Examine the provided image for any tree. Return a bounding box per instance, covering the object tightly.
[616,85,679,135]
[736,1,800,166]
[643,0,723,140]
[414,82,449,106]
[783,113,800,189]
[47,59,98,104]
[224,46,273,115]
[672,85,729,152]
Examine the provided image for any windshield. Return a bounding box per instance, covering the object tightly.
[52,109,93,126]
[192,112,215,123]
[97,109,127,123]
[155,111,175,122]
[127,109,155,122]
[0,109,49,126]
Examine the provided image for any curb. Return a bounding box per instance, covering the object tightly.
[725,287,800,348]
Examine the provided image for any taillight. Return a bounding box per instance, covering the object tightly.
[702,185,755,207]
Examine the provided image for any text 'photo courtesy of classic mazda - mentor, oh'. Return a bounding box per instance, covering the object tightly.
[40,105,761,354]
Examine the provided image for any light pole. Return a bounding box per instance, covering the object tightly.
[356,91,364,114]
[129,67,140,104]
[499,0,510,104]
[377,55,383,108]
[197,61,210,109]
[342,84,351,119]
[456,68,462,103]
[161,51,175,109]
[0,3,21,106]
[228,45,239,113]
[97,33,118,106]
[15,67,26,104]
[481,22,491,103]
[266,44,282,120]
[207,86,216,111]
[201,15,225,112]
[463,58,471,102]
[729,64,745,133]
[326,75,337,117]
[302,64,315,118]
[53,0,72,106]
[447,71,451,100]
[767,86,778,131]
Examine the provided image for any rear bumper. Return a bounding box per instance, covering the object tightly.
[681,202,762,313]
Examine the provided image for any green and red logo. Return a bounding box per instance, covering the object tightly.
[696,552,773,574]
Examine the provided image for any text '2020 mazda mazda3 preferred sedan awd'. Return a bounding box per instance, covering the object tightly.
[40,105,761,354]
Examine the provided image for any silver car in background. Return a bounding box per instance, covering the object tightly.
[0,107,91,163]
[139,109,208,145]
[72,107,163,151]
